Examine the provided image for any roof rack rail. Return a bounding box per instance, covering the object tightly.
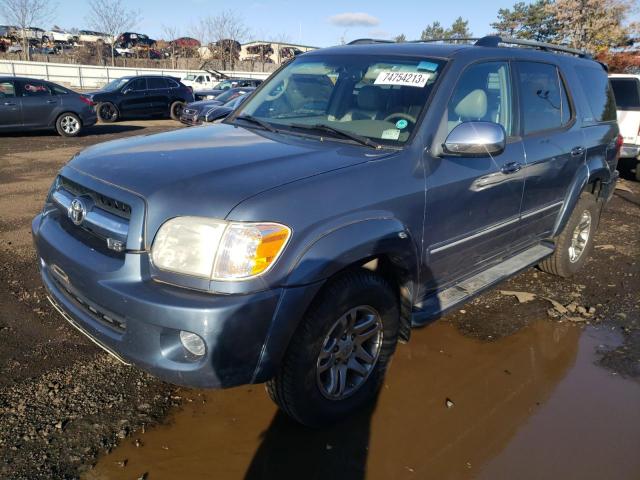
[475,35,592,58]
[347,38,396,45]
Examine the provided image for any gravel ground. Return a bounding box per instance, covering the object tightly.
[0,120,638,479]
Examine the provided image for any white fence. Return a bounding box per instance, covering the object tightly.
[0,59,271,89]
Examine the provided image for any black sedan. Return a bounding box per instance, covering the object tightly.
[0,76,97,137]
[86,75,194,122]
[180,91,252,126]
[194,79,262,100]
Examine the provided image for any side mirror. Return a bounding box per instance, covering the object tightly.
[122,87,132,95]
[443,121,506,157]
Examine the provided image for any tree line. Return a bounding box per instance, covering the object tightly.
[396,0,638,52]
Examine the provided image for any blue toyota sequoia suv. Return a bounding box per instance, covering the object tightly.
[32,36,621,426]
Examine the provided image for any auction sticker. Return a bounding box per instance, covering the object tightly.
[374,71,431,88]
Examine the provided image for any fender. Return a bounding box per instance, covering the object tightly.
[553,159,613,237]
[285,217,420,287]
[252,218,420,383]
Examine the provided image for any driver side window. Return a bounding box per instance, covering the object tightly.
[447,62,513,136]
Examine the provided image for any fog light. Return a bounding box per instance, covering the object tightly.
[179,331,206,357]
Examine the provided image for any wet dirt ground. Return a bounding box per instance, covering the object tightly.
[1,121,639,479]
[85,321,640,480]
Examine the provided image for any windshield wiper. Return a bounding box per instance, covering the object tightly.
[234,114,278,133]
[290,123,383,149]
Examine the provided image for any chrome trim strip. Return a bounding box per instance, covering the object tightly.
[46,295,129,365]
[52,189,128,243]
[520,201,564,220]
[429,216,520,254]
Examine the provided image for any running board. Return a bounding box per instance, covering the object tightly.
[412,243,554,326]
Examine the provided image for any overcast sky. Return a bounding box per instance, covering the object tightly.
[46,0,640,47]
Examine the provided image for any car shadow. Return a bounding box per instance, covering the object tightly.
[244,398,378,480]
[0,124,147,138]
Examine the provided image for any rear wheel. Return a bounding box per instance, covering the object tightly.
[538,192,599,277]
[267,269,399,427]
[55,113,82,137]
[96,102,118,122]
[170,101,185,121]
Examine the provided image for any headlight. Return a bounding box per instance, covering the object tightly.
[151,217,291,280]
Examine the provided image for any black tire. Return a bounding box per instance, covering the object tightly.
[635,160,640,182]
[170,101,185,121]
[55,112,82,137]
[266,269,399,427]
[96,102,119,122]
[539,192,599,277]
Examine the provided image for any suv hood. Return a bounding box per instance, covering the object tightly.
[67,123,392,233]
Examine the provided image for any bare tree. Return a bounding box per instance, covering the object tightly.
[162,24,180,68]
[86,0,139,66]
[0,0,56,60]
[190,10,248,69]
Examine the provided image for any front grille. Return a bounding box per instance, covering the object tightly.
[59,176,131,219]
[51,273,126,333]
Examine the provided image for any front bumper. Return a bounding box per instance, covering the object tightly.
[32,212,284,388]
[620,144,640,159]
[179,112,203,126]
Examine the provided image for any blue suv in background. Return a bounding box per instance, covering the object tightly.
[32,36,620,426]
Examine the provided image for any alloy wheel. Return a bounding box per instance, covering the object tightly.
[568,210,591,263]
[316,305,383,400]
[60,115,79,135]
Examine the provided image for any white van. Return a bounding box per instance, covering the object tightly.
[610,74,640,180]
[181,73,217,91]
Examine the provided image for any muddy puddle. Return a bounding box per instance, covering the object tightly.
[85,320,640,480]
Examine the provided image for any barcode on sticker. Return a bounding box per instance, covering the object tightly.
[374,71,431,88]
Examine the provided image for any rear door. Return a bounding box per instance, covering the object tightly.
[17,79,59,128]
[610,76,640,147]
[0,79,21,128]
[515,61,583,243]
[146,76,170,114]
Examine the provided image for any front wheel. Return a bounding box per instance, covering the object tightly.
[55,113,82,137]
[267,269,399,427]
[538,192,599,277]
[170,101,185,120]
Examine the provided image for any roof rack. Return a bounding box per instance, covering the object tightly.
[475,35,592,58]
[347,38,395,45]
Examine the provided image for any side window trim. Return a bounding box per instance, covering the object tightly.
[513,60,576,138]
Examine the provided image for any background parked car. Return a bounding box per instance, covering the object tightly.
[195,78,263,100]
[78,30,113,44]
[180,89,253,125]
[194,80,262,100]
[181,73,218,91]
[42,28,77,45]
[117,32,156,48]
[86,75,194,122]
[0,76,96,136]
[610,74,640,180]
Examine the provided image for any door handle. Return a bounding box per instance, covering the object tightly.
[46,100,57,104]
[501,162,522,174]
[3,102,16,106]
[571,146,585,157]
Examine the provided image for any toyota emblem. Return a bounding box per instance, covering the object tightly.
[68,198,87,226]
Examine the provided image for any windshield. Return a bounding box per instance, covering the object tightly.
[102,77,131,91]
[235,55,444,146]
[216,89,246,103]
[224,95,248,109]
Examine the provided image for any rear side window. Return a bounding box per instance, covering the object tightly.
[51,84,69,95]
[574,66,617,123]
[0,81,16,98]
[21,81,51,97]
[610,77,640,110]
[516,62,571,135]
[147,77,168,89]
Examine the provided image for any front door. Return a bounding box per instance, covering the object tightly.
[119,77,149,117]
[424,61,526,290]
[146,76,170,114]
[0,79,21,128]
